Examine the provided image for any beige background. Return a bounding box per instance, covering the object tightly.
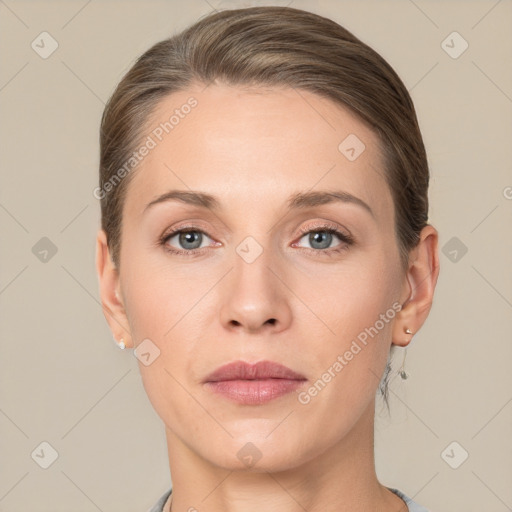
[1,0,511,510]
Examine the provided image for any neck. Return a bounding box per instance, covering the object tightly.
[164,400,406,512]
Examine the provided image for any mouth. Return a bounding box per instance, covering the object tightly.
[203,360,307,405]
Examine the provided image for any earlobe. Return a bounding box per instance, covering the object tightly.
[95,229,133,348]
[392,320,416,348]
[392,225,440,347]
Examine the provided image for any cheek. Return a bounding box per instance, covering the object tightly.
[308,253,400,390]
[119,242,191,338]
[309,250,399,337]
[295,267,398,429]
[331,277,396,344]
[119,258,201,422]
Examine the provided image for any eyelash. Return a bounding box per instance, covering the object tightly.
[295,223,355,257]
[158,222,355,258]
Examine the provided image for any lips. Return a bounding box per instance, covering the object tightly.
[203,360,306,383]
[203,360,307,405]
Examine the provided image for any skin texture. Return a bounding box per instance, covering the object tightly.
[96,82,439,512]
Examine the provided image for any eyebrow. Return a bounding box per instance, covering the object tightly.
[143,189,374,218]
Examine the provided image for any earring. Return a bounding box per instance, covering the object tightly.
[114,337,126,350]
[398,348,408,379]
[398,327,413,379]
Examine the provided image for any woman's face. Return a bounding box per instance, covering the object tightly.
[113,83,411,470]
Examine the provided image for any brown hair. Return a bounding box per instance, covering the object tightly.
[98,6,431,405]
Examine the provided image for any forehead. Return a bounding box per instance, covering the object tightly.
[123,82,393,221]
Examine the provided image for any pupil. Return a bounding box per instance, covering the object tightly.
[310,231,331,249]
[180,231,201,249]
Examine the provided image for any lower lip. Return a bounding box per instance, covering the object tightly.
[204,379,306,405]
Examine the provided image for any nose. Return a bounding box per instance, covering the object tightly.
[219,245,292,334]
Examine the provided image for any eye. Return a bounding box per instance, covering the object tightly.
[293,223,354,254]
[158,222,354,257]
[160,227,216,255]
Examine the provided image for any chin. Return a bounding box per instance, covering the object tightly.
[196,433,315,474]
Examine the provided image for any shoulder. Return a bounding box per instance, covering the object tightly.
[150,487,431,512]
[147,487,173,512]
[387,487,432,512]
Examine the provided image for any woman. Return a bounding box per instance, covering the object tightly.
[96,6,440,512]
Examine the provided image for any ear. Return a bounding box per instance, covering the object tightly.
[95,229,133,348]
[392,224,440,347]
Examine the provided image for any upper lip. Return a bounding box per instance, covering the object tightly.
[203,360,306,383]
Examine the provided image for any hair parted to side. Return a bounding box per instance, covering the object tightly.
[99,6,431,407]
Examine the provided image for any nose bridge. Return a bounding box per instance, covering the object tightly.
[234,234,274,290]
[219,233,292,332]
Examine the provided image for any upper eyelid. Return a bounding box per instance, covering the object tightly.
[163,222,347,237]
[162,226,216,245]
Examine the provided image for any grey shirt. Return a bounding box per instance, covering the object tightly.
[147,486,430,512]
